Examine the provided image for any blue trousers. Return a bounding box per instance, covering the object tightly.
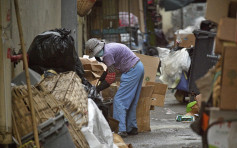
[113,61,144,132]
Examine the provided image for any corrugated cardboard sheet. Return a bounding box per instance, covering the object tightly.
[136,86,154,132]
[217,18,237,43]
[80,58,107,85]
[205,0,237,23]
[208,110,237,148]
[146,82,168,107]
[220,46,237,110]
[135,53,160,85]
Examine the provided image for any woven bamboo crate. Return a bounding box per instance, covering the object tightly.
[12,84,89,148]
[38,85,89,148]
[12,86,56,137]
[39,71,88,128]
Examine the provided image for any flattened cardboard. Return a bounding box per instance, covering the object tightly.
[220,47,237,110]
[136,86,154,132]
[135,53,160,85]
[217,18,236,42]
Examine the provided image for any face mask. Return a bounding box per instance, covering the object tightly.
[95,49,104,57]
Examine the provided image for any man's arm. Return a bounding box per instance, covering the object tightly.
[96,65,116,92]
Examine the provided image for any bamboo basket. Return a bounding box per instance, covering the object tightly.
[77,0,96,17]
[12,84,89,148]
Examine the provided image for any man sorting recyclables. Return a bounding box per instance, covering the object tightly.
[85,38,144,137]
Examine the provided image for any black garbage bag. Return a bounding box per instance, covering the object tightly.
[28,28,84,78]
[87,86,109,121]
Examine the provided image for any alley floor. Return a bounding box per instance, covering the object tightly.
[124,89,202,148]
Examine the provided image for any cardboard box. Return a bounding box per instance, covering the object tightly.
[135,53,160,85]
[102,84,118,100]
[80,57,107,85]
[83,64,104,76]
[174,34,195,48]
[146,82,167,95]
[151,94,165,107]
[229,1,237,18]
[80,57,107,70]
[205,0,237,23]
[217,18,236,42]
[215,37,223,54]
[215,38,237,55]
[208,110,237,147]
[84,70,100,85]
[145,82,168,107]
[136,86,154,132]
[80,57,93,65]
[220,46,237,110]
[108,117,119,133]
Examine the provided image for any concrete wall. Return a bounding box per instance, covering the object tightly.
[0,0,12,144]
[61,0,78,54]
[11,0,61,77]
[0,0,61,144]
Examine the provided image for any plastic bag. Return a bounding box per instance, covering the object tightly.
[27,28,84,78]
[81,99,118,148]
[176,71,189,92]
[159,48,191,88]
[157,47,170,61]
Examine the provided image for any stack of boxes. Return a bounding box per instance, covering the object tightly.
[205,0,237,110]
[205,1,237,147]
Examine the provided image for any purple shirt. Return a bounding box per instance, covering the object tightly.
[103,43,140,73]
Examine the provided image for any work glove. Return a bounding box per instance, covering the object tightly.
[99,71,107,81]
[96,80,110,93]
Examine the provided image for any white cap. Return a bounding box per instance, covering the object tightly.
[85,38,105,58]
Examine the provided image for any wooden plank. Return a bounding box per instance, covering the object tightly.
[14,0,40,147]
